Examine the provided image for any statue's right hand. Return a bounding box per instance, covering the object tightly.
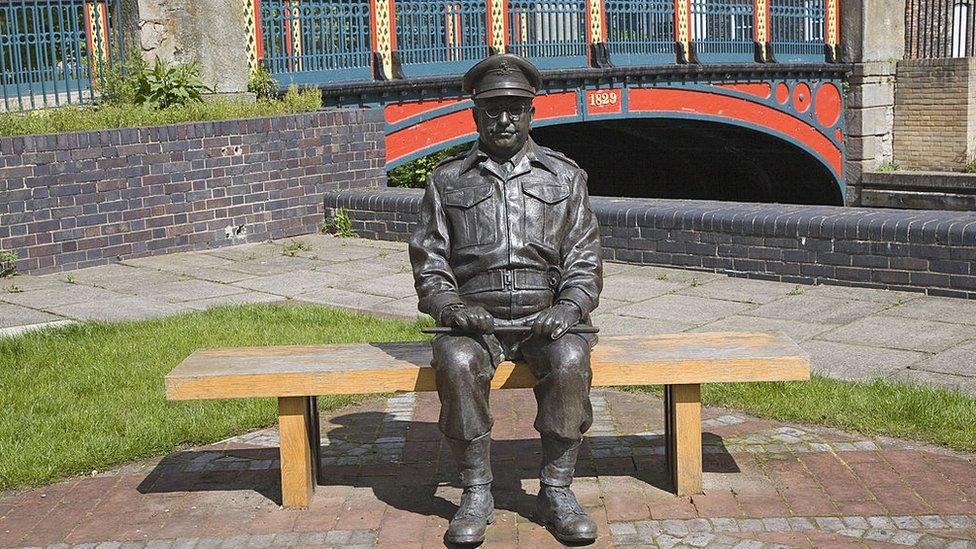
[442,305,495,334]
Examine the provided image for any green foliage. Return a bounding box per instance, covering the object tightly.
[786,285,804,296]
[100,52,149,106]
[132,57,212,109]
[0,250,18,278]
[248,65,280,100]
[0,86,322,137]
[325,209,356,238]
[65,274,77,284]
[0,303,433,489]
[965,158,976,174]
[875,161,900,172]
[282,239,312,257]
[387,143,471,188]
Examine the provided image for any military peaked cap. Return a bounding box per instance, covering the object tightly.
[462,54,542,100]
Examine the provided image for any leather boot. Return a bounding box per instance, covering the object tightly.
[446,483,495,545]
[537,484,597,544]
[537,437,597,543]
[445,433,494,544]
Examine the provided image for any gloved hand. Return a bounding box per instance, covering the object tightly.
[531,301,581,340]
[442,304,495,334]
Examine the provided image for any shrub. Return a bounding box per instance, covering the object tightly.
[324,209,356,238]
[0,250,17,278]
[133,57,212,109]
[248,65,280,100]
[387,143,470,188]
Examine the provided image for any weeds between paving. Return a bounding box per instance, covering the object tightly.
[1,302,975,491]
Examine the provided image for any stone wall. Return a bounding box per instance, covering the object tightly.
[1,109,386,274]
[325,188,976,299]
[893,58,976,171]
[844,62,897,205]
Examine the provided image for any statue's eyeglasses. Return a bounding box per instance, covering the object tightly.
[477,104,531,120]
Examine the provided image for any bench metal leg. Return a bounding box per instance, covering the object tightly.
[664,383,703,496]
[278,396,316,508]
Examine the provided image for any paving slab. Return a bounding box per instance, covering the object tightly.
[817,316,976,354]
[883,297,976,326]
[335,272,418,300]
[182,292,284,310]
[231,270,349,297]
[293,287,398,312]
[800,284,921,305]
[613,294,756,325]
[743,294,892,324]
[597,275,689,302]
[799,339,929,381]
[910,340,976,377]
[363,296,426,320]
[46,296,196,322]
[145,280,249,303]
[890,369,976,394]
[677,277,804,305]
[0,302,62,328]
[590,313,698,336]
[690,315,838,343]
[222,255,323,277]
[0,284,127,309]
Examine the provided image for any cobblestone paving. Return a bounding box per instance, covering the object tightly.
[3,389,975,548]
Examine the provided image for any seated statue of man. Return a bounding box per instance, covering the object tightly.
[409,54,603,545]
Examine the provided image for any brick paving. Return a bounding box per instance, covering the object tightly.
[2,390,976,548]
[2,236,976,547]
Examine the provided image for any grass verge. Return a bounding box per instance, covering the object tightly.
[0,303,430,490]
[628,375,976,452]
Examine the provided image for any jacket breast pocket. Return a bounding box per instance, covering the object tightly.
[442,184,497,249]
[522,181,571,250]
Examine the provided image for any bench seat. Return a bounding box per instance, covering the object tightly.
[166,332,809,508]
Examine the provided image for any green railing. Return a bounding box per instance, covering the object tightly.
[1,0,123,111]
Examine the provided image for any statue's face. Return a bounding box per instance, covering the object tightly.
[473,96,534,161]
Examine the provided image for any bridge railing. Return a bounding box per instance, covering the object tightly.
[396,0,488,76]
[507,0,589,69]
[1,0,124,112]
[905,0,975,58]
[770,0,826,63]
[691,0,756,63]
[603,0,674,66]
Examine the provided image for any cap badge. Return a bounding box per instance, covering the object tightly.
[493,60,515,76]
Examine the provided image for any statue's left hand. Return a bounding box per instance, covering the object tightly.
[531,301,582,340]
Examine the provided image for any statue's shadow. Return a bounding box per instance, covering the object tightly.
[138,411,740,526]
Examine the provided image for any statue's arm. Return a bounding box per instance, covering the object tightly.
[556,170,603,317]
[409,176,464,322]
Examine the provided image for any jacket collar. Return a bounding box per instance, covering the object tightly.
[459,138,558,175]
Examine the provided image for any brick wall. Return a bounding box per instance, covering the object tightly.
[325,188,976,299]
[893,58,976,171]
[1,109,386,274]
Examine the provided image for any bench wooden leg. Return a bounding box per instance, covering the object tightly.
[664,383,703,496]
[278,396,317,508]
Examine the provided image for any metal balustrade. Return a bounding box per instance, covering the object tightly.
[692,0,755,62]
[1,0,123,112]
[507,0,588,69]
[604,0,674,65]
[396,0,488,76]
[906,0,975,58]
[259,0,372,85]
[2,0,838,110]
[770,0,825,62]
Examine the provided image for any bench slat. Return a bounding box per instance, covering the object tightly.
[166,332,809,400]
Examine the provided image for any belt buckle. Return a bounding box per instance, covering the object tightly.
[502,269,513,290]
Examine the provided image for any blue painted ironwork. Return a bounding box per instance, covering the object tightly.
[1,0,123,112]
[396,0,488,76]
[604,0,674,65]
[770,0,824,62]
[259,0,372,86]
[691,0,755,62]
[507,0,587,69]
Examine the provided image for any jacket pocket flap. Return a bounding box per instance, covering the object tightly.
[443,185,492,208]
[522,182,571,204]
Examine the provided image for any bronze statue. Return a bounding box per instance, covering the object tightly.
[409,54,603,545]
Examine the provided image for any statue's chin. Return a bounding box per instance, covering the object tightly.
[483,136,525,161]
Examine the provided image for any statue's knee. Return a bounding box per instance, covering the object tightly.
[434,340,491,384]
[548,340,592,383]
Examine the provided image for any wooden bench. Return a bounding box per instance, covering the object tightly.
[166,331,809,508]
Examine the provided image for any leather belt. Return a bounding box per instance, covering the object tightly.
[459,268,557,295]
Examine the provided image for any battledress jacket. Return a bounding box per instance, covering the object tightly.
[409,139,603,322]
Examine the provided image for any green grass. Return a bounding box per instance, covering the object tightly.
[0,87,322,137]
[629,375,976,452]
[0,303,431,490]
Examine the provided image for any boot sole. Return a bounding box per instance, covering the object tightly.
[537,515,597,545]
[444,512,496,545]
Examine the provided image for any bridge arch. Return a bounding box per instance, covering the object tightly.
[380,70,846,204]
